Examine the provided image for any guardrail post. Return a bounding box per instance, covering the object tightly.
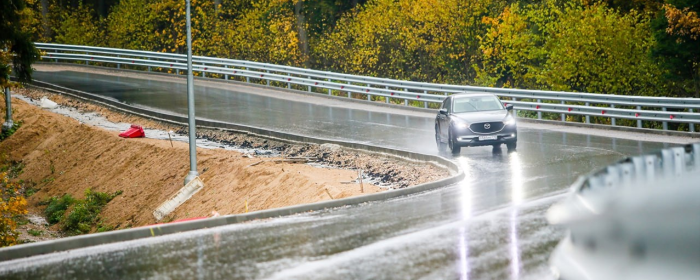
[287,73,291,89]
[266,70,270,86]
[537,99,542,120]
[245,67,250,83]
[424,90,428,108]
[348,81,352,98]
[117,55,120,69]
[367,84,372,101]
[328,78,331,95]
[386,86,389,103]
[637,105,642,128]
[309,77,312,92]
[585,102,590,123]
[690,109,695,132]
[201,63,205,78]
[662,107,668,130]
[561,100,565,121]
[610,104,616,126]
[513,98,518,116]
[224,65,228,80]
[404,88,408,106]
[148,58,151,72]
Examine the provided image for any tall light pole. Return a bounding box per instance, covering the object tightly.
[2,47,12,132]
[184,0,199,185]
[2,80,11,132]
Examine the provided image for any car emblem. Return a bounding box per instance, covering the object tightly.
[484,123,491,129]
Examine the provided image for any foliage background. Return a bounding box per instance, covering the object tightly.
[20,0,700,98]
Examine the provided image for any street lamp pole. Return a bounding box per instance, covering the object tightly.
[2,82,11,131]
[2,48,13,132]
[184,0,198,185]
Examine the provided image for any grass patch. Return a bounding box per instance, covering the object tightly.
[27,229,43,236]
[44,189,122,235]
[0,160,24,179]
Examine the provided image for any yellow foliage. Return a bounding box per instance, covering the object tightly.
[664,4,700,40]
[1,172,27,247]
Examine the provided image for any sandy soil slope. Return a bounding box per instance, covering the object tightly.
[1,94,386,232]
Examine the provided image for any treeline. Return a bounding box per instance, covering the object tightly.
[22,0,700,97]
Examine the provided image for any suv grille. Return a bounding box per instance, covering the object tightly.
[470,122,504,134]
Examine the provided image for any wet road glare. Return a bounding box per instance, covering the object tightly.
[0,70,670,279]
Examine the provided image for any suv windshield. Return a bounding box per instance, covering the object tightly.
[452,96,503,113]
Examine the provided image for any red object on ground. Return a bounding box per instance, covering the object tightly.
[119,124,145,138]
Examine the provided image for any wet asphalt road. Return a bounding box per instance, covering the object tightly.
[0,71,670,279]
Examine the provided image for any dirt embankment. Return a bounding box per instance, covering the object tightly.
[2,87,449,235]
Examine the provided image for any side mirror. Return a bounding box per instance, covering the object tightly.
[506,104,514,111]
[439,108,448,115]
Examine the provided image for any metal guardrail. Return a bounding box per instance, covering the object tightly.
[36,43,700,133]
[547,142,700,280]
[547,141,700,228]
[569,143,699,203]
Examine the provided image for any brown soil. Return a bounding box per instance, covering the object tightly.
[2,87,449,238]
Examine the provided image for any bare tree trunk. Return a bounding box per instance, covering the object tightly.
[98,0,106,18]
[294,0,309,68]
[41,0,51,40]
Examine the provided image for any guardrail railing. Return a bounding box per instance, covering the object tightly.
[546,142,700,280]
[35,43,700,133]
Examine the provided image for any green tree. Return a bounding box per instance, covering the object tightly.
[652,0,700,97]
[1,0,41,86]
[106,0,157,51]
[51,2,105,46]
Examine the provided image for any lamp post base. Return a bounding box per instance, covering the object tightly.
[184,170,199,185]
[2,120,13,133]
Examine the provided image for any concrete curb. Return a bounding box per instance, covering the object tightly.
[0,81,464,263]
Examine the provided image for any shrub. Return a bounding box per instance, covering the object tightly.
[44,194,75,225]
[1,172,28,247]
[44,189,122,235]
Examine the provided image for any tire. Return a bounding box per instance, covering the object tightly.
[449,129,461,154]
[435,128,447,153]
[506,141,517,151]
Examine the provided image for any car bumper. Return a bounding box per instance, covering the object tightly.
[453,126,517,147]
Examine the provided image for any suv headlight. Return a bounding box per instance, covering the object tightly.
[453,121,469,130]
[503,115,516,126]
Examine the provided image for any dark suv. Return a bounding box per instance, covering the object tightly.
[435,93,517,154]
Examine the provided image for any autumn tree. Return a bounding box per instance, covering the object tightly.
[479,1,665,96]
[314,0,508,83]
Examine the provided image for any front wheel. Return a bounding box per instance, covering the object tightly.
[435,130,447,153]
[449,129,461,154]
[506,141,517,151]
